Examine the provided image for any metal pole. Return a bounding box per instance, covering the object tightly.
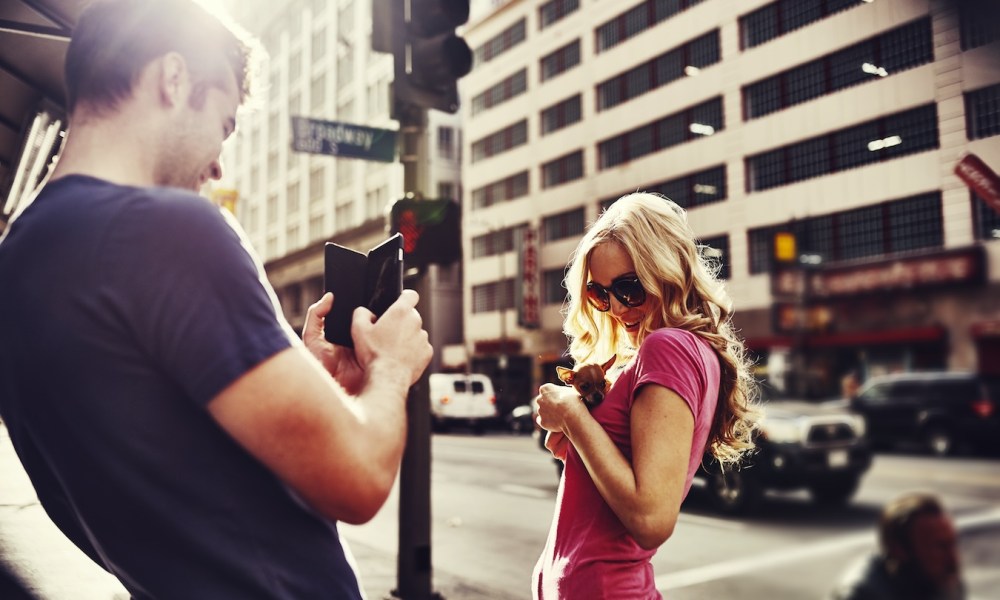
[395,102,436,600]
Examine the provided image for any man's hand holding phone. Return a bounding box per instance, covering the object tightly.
[351,289,432,389]
[303,290,431,394]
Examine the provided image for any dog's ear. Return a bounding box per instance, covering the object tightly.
[600,355,617,374]
[556,366,575,384]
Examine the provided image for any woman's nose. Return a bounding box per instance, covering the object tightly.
[608,295,629,317]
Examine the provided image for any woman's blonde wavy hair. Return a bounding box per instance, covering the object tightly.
[563,192,759,465]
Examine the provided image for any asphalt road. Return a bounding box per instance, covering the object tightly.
[340,431,1000,599]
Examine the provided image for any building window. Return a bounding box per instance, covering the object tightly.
[337,48,354,91]
[312,27,326,60]
[746,104,938,192]
[540,0,579,30]
[310,73,325,111]
[438,181,455,200]
[336,159,353,187]
[959,3,1000,50]
[309,214,324,241]
[746,192,943,273]
[744,18,932,120]
[965,83,1000,140]
[309,167,325,205]
[472,279,516,313]
[973,192,1000,241]
[541,150,584,189]
[471,171,530,209]
[648,165,727,209]
[595,0,705,54]
[473,18,526,67]
[438,126,455,159]
[598,97,723,170]
[597,29,720,112]
[287,181,300,214]
[540,94,582,136]
[542,207,585,243]
[471,69,528,116]
[542,267,568,305]
[266,193,278,221]
[471,120,528,163]
[540,39,581,82]
[289,50,302,84]
[335,202,353,232]
[698,234,730,280]
[472,226,518,259]
[739,0,866,50]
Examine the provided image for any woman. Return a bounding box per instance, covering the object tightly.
[532,192,759,599]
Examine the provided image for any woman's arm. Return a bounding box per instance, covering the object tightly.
[537,382,694,549]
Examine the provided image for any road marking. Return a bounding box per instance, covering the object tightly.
[497,483,551,499]
[656,506,1000,591]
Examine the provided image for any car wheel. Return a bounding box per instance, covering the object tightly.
[924,424,956,457]
[809,474,861,506]
[706,467,761,515]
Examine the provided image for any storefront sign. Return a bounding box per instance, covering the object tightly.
[772,303,834,335]
[955,153,1000,215]
[772,247,985,298]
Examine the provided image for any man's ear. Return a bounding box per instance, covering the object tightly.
[556,366,575,385]
[157,52,190,107]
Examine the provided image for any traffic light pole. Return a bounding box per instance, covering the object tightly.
[395,101,438,600]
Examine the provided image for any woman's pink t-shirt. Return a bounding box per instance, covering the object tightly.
[532,328,721,599]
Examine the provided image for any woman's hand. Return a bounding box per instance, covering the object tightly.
[302,292,365,395]
[535,383,589,435]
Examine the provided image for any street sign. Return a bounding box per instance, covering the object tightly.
[955,153,1000,215]
[290,116,397,163]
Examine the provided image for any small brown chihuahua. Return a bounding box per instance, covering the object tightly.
[556,355,617,409]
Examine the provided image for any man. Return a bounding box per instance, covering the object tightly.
[0,1,432,598]
[830,492,965,600]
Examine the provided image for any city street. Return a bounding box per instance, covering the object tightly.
[2,424,998,599]
[341,431,1000,599]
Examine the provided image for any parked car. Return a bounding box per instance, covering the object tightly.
[849,371,1000,456]
[428,373,498,433]
[505,403,535,434]
[695,393,872,515]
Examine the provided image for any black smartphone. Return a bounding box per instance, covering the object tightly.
[323,233,404,348]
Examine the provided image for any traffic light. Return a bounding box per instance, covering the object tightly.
[372,0,473,114]
[390,198,461,269]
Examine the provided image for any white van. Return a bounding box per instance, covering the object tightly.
[428,373,498,432]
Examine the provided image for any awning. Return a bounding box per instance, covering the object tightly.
[0,0,81,226]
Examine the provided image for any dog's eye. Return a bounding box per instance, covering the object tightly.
[580,383,592,392]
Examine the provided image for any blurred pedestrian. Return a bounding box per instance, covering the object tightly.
[830,492,965,600]
[842,370,861,401]
[0,1,431,598]
[532,192,759,599]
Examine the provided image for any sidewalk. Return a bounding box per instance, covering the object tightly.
[0,424,485,600]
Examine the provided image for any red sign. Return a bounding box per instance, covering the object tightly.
[955,153,1000,215]
[517,226,540,328]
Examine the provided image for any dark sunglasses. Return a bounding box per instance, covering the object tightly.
[585,275,647,312]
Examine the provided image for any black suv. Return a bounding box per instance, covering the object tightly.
[695,392,873,515]
[850,372,1000,456]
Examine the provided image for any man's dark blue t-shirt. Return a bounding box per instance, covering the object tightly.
[0,175,364,599]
